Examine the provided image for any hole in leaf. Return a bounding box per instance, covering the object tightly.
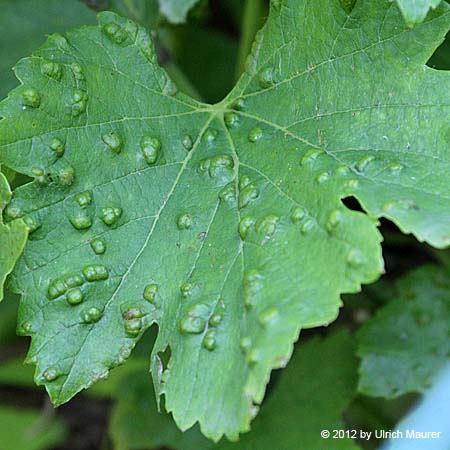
[427,30,450,70]
[339,0,357,14]
[10,172,33,190]
[156,345,172,374]
[342,195,364,212]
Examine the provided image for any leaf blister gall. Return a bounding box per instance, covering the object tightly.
[75,191,92,207]
[102,132,123,153]
[70,213,92,230]
[21,88,41,108]
[140,136,161,164]
[80,306,103,323]
[177,213,193,230]
[182,134,193,151]
[49,138,65,157]
[82,265,109,282]
[23,215,41,234]
[41,61,63,80]
[66,288,84,305]
[58,166,75,186]
[69,89,87,116]
[90,238,106,255]
[143,284,159,304]
[100,207,122,225]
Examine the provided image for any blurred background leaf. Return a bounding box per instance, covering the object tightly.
[0,0,96,99]
[0,406,67,450]
[158,25,238,102]
[110,370,213,450]
[357,265,450,398]
[158,0,202,23]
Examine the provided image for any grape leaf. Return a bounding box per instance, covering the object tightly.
[357,265,450,398]
[158,0,200,23]
[0,0,95,99]
[0,406,67,450]
[396,0,444,26]
[111,331,359,450]
[0,355,149,399]
[0,173,28,302]
[0,0,449,441]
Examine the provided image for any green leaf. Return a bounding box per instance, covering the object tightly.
[0,355,148,400]
[0,0,449,440]
[396,0,444,26]
[111,331,359,450]
[158,0,201,23]
[0,0,96,99]
[357,265,450,398]
[0,406,67,450]
[0,173,28,302]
